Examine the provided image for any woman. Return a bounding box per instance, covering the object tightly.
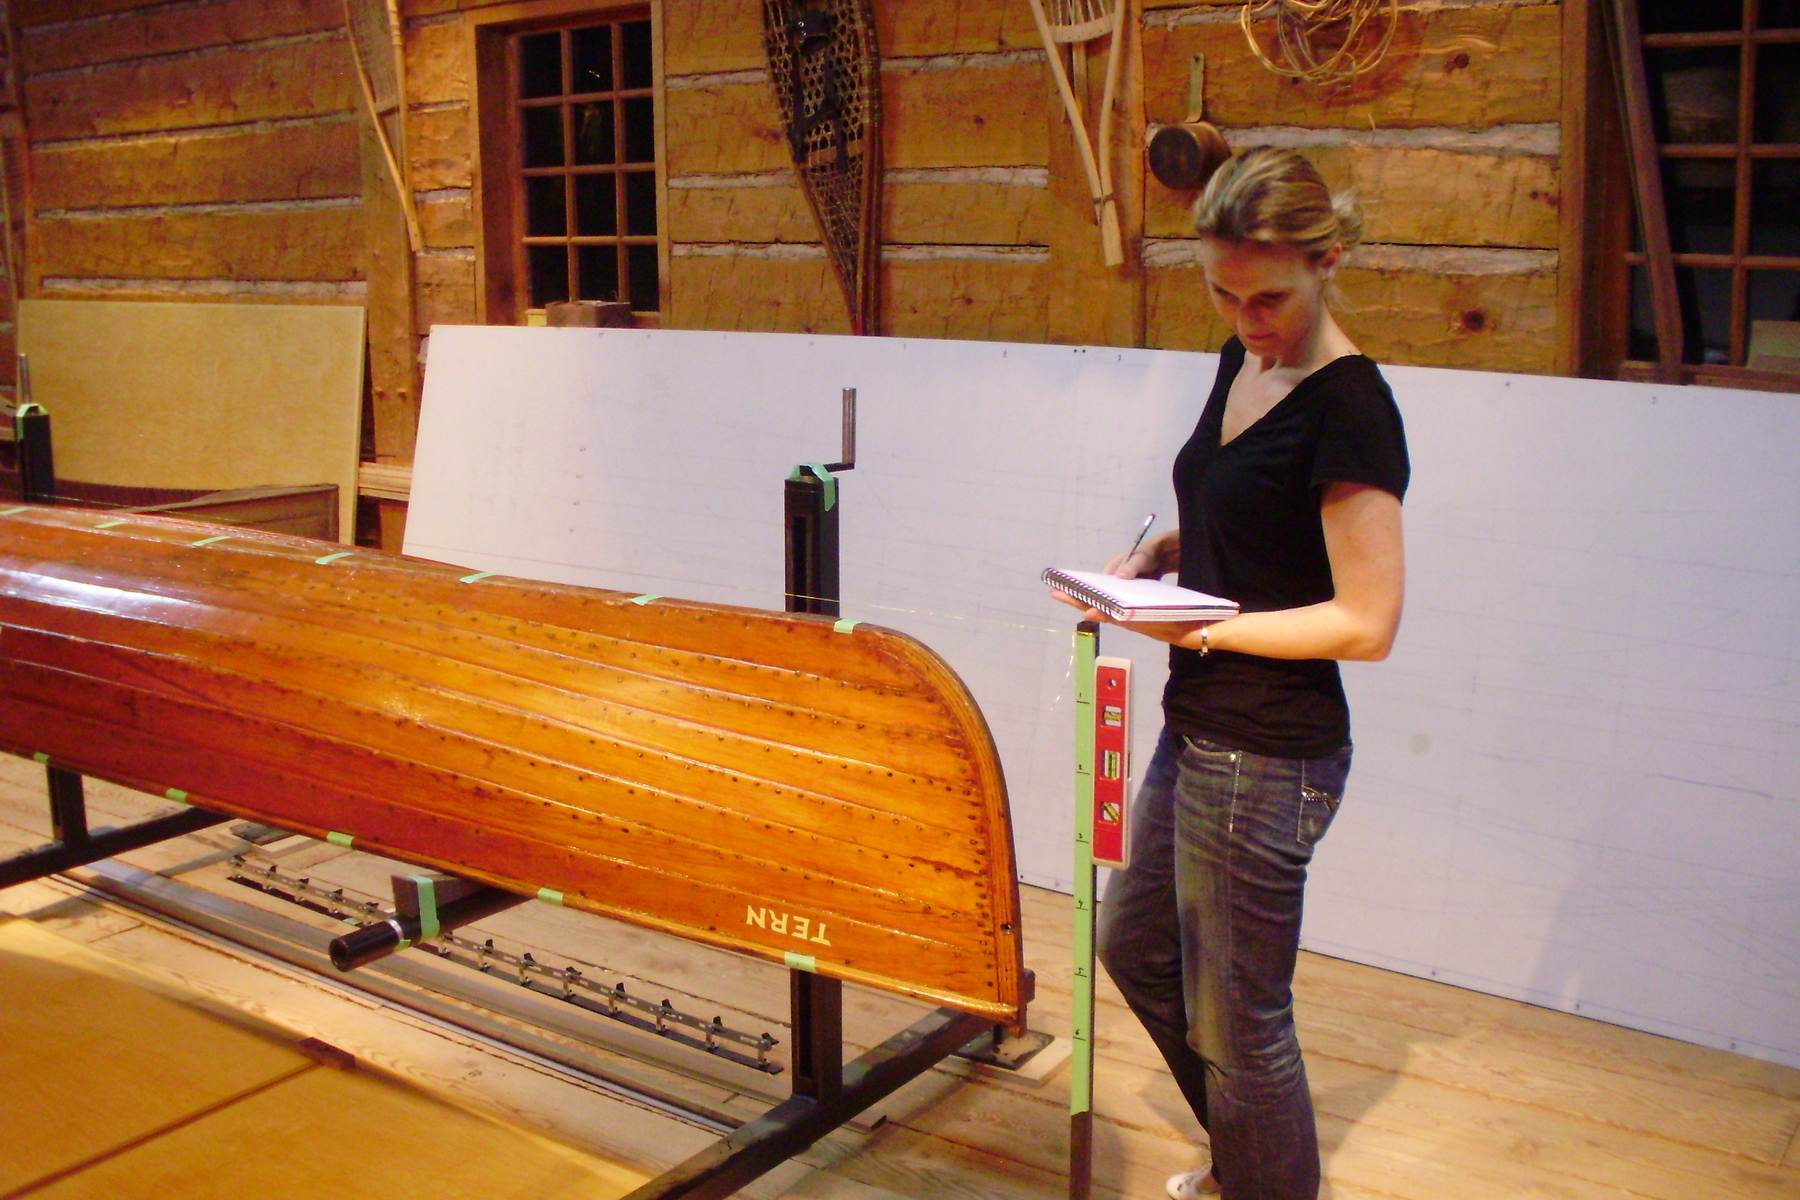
[1056,148,1408,1199]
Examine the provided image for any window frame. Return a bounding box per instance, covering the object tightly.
[1580,0,1800,391]
[468,0,667,326]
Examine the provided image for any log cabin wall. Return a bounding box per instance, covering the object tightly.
[0,0,1580,528]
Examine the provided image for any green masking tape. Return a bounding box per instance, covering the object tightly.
[629,594,663,606]
[458,571,495,584]
[786,462,838,511]
[314,551,353,566]
[0,506,26,517]
[832,618,860,634]
[164,788,188,803]
[326,831,355,848]
[410,875,440,941]
[16,403,44,418]
[189,534,231,548]
[96,519,128,530]
[537,887,565,906]
[32,751,50,765]
[784,951,817,973]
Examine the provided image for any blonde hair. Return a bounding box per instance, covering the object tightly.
[1191,147,1363,260]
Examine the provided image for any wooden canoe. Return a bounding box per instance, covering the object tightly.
[0,506,1025,1023]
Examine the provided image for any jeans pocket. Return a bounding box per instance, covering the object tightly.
[1296,747,1351,847]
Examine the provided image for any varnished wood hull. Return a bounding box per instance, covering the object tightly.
[0,507,1025,1022]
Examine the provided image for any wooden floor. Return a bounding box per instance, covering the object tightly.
[1,757,1796,1200]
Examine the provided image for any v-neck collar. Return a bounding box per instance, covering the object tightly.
[1212,337,1368,448]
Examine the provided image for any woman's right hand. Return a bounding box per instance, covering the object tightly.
[1104,530,1177,579]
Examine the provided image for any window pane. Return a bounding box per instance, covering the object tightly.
[573,102,615,165]
[1664,158,1735,255]
[522,105,565,167]
[572,24,613,93]
[1751,159,1800,257]
[623,97,656,163]
[625,171,657,236]
[520,32,562,99]
[575,173,617,236]
[1631,266,1737,365]
[1647,48,1739,145]
[1628,266,1660,361]
[529,245,570,308]
[1677,267,1734,363]
[1753,45,1800,143]
[525,175,567,237]
[627,244,659,311]
[578,245,620,303]
[621,19,652,90]
[1764,1,1800,29]
[1640,0,1742,34]
[1748,269,1800,323]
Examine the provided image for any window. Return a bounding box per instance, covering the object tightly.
[1613,0,1800,385]
[474,6,662,323]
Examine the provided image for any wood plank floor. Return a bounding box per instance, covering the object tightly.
[2,757,1796,1199]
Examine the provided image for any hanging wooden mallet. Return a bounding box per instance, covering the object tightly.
[1027,0,1127,267]
[1148,54,1230,192]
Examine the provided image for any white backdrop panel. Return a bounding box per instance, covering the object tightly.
[407,326,1798,1067]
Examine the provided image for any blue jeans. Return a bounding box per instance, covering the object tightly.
[1097,726,1351,1200]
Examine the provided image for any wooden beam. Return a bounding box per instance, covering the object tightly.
[1600,0,1683,379]
[32,121,361,210]
[1143,4,1562,130]
[24,38,356,140]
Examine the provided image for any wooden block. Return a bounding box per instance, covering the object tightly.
[420,190,476,249]
[879,0,1042,56]
[882,255,1052,343]
[885,178,1055,247]
[25,38,357,141]
[409,103,476,191]
[1143,4,1561,129]
[32,120,361,210]
[670,177,1054,248]
[416,251,479,328]
[406,15,470,108]
[33,207,364,282]
[20,0,342,74]
[663,0,764,76]
[666,252,851,333]
[667,180,820,245]
[0,919,312,1195]
[665,81,791,175]
[882,61,1048,169]
[16,298,366,539]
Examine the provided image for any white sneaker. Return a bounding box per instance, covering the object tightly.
[1164,1167,1221,1198]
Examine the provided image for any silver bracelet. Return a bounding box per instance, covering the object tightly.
[1198,625,1210,657]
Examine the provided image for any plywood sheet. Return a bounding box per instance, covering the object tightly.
[0,919,308,1194]
[17,299,364,540]
[28,1059,647,1200]
[403,325,1800,1069]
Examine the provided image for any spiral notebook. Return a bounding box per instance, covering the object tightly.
[1042,567,1238,622]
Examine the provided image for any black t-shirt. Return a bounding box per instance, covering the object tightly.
[1164,337,1410,757]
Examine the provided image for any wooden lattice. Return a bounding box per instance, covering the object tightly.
[763,1,882,335]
